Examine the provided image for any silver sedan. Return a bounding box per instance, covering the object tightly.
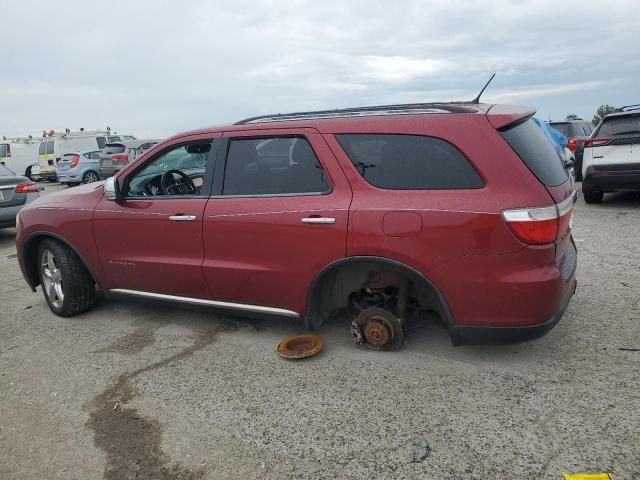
[0,164,40,229]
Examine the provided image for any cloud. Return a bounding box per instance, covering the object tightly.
[1,0,638,136]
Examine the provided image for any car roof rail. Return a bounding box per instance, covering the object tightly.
[234,102,478,125]
[618,104,640,112]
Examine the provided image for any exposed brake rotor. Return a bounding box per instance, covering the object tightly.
[353,307,404,351]
[277,334,324,359]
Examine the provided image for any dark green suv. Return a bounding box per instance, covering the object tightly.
[549,119,595,181]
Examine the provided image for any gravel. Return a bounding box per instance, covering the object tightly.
[0,184,638,479]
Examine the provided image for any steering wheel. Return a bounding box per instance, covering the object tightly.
[160,169,197,195]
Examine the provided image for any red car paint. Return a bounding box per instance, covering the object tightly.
[16,103,577,343]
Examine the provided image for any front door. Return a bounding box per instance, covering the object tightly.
[201,128,352,315]
[93,135,220,297]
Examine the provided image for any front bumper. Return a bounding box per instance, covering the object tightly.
[583,164,640,192]
[449,278,576,345]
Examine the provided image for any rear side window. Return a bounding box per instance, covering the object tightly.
[336,134,483,190]
[500,119,568,187]
[596,115,640,137]
[222,137,330,196]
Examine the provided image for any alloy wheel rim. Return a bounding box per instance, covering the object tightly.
[41,249,64,308]
[86,172,98,183]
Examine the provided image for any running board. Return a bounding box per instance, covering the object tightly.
[109,289,300,318]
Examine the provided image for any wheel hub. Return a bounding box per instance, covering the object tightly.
[363,317,391,346]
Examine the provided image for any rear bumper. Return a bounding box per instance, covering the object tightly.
[583,164,640,191]
[449,278,576,345]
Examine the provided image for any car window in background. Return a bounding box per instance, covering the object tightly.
[46,141,54,154]
[0,144,6,158]
[549,123,571,137]
[38,142,46,155]
[122,136,136,141]
[583,123,593,135]
[222,137,330,196]
[0,164,16,176]
[500,119,569,187]
[96,137,106,149]
[596,115,640,137]
[107,136,122,143]
[337,134,483,190]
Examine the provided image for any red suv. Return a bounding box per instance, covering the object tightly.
[15,102,577,348]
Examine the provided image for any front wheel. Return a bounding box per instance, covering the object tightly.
[38,239,97,317]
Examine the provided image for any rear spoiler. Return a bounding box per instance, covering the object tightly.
[486,104,536,130]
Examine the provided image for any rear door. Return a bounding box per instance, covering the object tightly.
[201,128,351,315]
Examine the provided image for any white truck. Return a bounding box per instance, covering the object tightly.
[0,137,40,179]
[32,129,136,181]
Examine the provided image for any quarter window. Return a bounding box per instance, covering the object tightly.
[222,137,330,196]
[336,134,484,190]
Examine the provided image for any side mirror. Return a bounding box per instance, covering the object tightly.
[104,177,120,201]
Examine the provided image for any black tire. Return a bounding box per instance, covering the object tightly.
[37,238,96,317]
[82,170,99,184]
[25,166,33,181]
[583,190,603,204]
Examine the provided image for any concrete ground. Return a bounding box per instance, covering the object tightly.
[0,183,638,480]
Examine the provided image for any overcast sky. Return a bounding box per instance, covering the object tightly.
[2,0,639,138]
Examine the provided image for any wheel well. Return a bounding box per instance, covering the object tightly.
[22,234,96,290]
[305,257,453,330]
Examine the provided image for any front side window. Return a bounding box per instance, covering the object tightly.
[126,142,211,197]
[336,134,484,190]
[0,144,6,158]
[39,142,46,155]
[96,137,106,149]
[46,141,54,155]
[222,137,330,196]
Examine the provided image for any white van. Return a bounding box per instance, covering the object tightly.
[33,129,136,181]
[0,137,41,178]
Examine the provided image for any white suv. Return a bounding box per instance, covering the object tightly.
[582,105,640,203]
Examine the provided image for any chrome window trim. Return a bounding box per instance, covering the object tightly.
[109,289,300,318]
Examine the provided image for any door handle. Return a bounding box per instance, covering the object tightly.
[301,217,336,224]
[169,215,197,222]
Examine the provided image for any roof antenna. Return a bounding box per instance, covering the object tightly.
[470,73,496,104]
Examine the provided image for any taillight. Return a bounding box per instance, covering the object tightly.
[111,154,128,163]
[15,181,39,193]
[567,137,578,152]
[584,137,611,148]
[502,193,575,245]
[70,155,80,168]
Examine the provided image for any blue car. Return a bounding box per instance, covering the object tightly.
[56,150,102,186]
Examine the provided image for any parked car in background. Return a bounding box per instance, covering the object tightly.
[582,104,640,203]
[99,139,161,179]
[56,151,102,186]
[16,101,576,350]
[0,164,39,229]
[33,130,136,182]
[548,119,594,181]
[0,137,40,179]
